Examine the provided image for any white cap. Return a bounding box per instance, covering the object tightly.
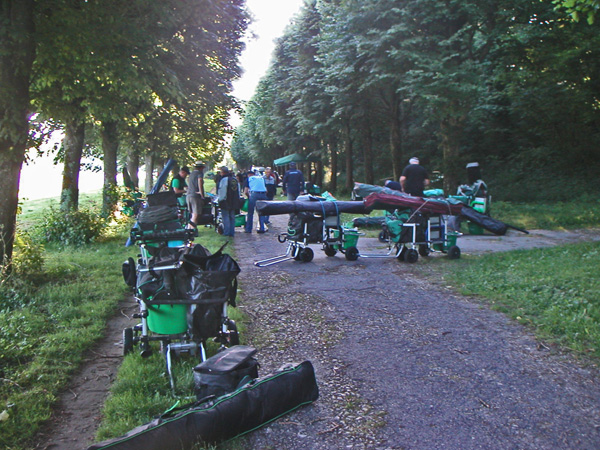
[409,157,419,164]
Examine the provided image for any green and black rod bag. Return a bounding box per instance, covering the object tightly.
[86,361,319,450]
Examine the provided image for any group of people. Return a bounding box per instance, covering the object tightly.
[169,161,306,238]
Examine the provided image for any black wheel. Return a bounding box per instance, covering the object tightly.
[396,245,406,261]
[294,246,303,260]
[216,223,225,235]
[226,319,239,346]
[406,249,419,263]
[378,230,388,243]
[300,247,314,263]
[123,328,134,355]
[324,245,337,257]
[345,246,359,261]
[122,257,137,288]
[418,244,430,257]
[447,245,461,260]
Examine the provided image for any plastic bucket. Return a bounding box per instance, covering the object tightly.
[468,222,484,235]
[235,214,246,227]
[342,229,360,249]
[147,304,188,335]
[446,232,458,249]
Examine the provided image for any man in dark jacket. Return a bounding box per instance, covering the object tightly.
[400,157,429,197]
[282,162,304,200]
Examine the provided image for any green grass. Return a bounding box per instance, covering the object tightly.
[445,241,600,358]
[0,236,131,450]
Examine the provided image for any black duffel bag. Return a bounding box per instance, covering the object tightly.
[86,360,319,450]
[193,345,259,400]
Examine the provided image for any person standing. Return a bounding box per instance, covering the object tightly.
[263,167,277,225]
[186,161,206,228]
[400,157,429,197]
[282,162,304,200]
[170,166,190,207]
[217,166,240,237]
[244,170,268,234]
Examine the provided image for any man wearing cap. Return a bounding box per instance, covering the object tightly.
[400,157,429,197]
[244,170,268,233]
[282,162,304,201]
[171,166,189,207]
[217,166,240,237]
[186,161,206,228]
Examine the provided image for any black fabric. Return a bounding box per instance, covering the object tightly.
[256,199,369,216]
[86,361,319,450]
[221,174,243,210]
[147,191,178,207]
[401,164,428,197]
[137,205,179,224]
[352,216,386,227]
[287,212,323,243]
[460,206,508,236]
[193,346,259,400]
[399,212,427,243]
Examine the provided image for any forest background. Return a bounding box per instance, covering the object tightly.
[1,0,599,266]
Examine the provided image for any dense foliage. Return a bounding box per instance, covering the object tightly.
[232,0,600,200]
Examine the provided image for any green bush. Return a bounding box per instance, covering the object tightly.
[39,206,106,246]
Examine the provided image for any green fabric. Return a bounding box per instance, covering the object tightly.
[273,153,319,166]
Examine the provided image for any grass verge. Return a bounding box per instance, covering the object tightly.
[0,236,131,450]
[441,241,600,358]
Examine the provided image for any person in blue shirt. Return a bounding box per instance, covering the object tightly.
[244,170,269,233]
[282,162,304,200]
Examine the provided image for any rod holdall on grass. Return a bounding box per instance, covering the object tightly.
[86,360,319,450]
[193,345,259,400]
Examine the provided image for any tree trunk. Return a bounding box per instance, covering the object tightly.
[439,114,464,193]
[316,160,323,188]
[329,141,338,193]
[363,124,374,185]
[343,121,354,191]
[0,0,35,267]
[60,117,85,211]
[101,120,119,216]
[389,93,402,180]
[145,152,155,194]
[127,150,140,189]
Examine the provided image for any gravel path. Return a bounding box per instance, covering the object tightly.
[236,216,600,450]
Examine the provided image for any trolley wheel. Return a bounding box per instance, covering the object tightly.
[396,246,407,261]
[378,230,388,243]
[293,246,302,260]
[216,223,225,235]
[324,245,337,257]
[418,244,430,257]
[300,247,314,263]
[447,245,461,260]
[123,328,134,355]
[226,319,240,346]
[345,246,359,261]
[405,249,419,264]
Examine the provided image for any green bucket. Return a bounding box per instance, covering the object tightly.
[446,231,458,249]
[468,222,484,235]
[235,214,246,227]
[147,304,188,335]
[342,229,360,249]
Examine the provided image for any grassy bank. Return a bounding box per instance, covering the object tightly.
[0,236,132,450]
[443,241,600,358]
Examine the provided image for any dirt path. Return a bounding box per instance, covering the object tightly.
[31,221,600,449]
[236,216,600,449]
[33,301,137,450]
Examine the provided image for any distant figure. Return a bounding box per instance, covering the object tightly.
[244,170,268,234]
[186,161,206,228]
[263,167,277,225]
[217,166,240,237]
[171,166,190,207]
[384,179,402,192]
[282,162,304,200]
[400,157,429,197]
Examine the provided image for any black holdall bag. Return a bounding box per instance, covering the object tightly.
[86,360,319,450]
[193,345,259,400]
